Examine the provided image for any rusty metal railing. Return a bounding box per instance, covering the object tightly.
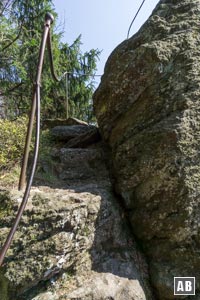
[19,13,68,191]
[0,12,63,267]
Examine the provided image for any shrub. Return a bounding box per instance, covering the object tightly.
[0,117,28,171]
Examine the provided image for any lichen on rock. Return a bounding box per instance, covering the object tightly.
[94,0,200,299]
[0,125,153,299]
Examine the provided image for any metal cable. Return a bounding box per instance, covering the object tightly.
[127,0,147,39]
[0,83,41,267]
[0,13,53,267]
[0,11,101,266]
[47,30,102,80]
[47,31,68,82]
[18,14,54,191]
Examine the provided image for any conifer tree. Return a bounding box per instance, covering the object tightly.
[0,0,100,122]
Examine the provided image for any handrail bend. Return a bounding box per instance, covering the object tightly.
[0,13,55,267]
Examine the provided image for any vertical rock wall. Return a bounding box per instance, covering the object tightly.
[94,0,200,299]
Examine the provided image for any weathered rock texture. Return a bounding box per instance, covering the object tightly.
[51,125,93,141]
[94,0,200,299]
[64,127,101,148]
[0,127,154,299]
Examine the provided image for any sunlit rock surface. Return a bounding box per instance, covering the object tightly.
[94,0,200,299]
[0,127,153,300]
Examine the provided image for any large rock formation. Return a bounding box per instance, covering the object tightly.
[94,0,200,299]
[0,125,154,299]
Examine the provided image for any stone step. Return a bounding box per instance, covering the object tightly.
[51,147,109,182]
[51,125,95,142]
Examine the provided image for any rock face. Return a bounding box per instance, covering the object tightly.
[51,125,101,149]
[94,0,200,299]
[51,125,93,141]
[0,125,154,299]
[64,127,101,148]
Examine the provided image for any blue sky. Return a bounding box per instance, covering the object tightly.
[52,0,159,80]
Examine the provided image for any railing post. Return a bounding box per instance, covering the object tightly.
[18,13,54,191]
[65,72,69,119]
[0,13,54,268]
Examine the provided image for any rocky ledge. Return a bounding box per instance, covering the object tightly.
[0,123,154,300]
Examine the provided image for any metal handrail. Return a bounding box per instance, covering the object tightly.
[18,12,66,191]
[0,12,56,267]
[0,11,101,266]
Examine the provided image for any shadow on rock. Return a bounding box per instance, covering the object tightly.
[0,134,154,299]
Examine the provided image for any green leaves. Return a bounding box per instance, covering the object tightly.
[0,0,100,123]
[0,117,28,171]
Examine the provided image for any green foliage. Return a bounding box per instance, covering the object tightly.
[0,271,10,300]
[35,129,61,186]
[0,190,13,219]
[0,1,100,122]
[38,129,54,163]
[48,35,100,122]
[0,117,28,170]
